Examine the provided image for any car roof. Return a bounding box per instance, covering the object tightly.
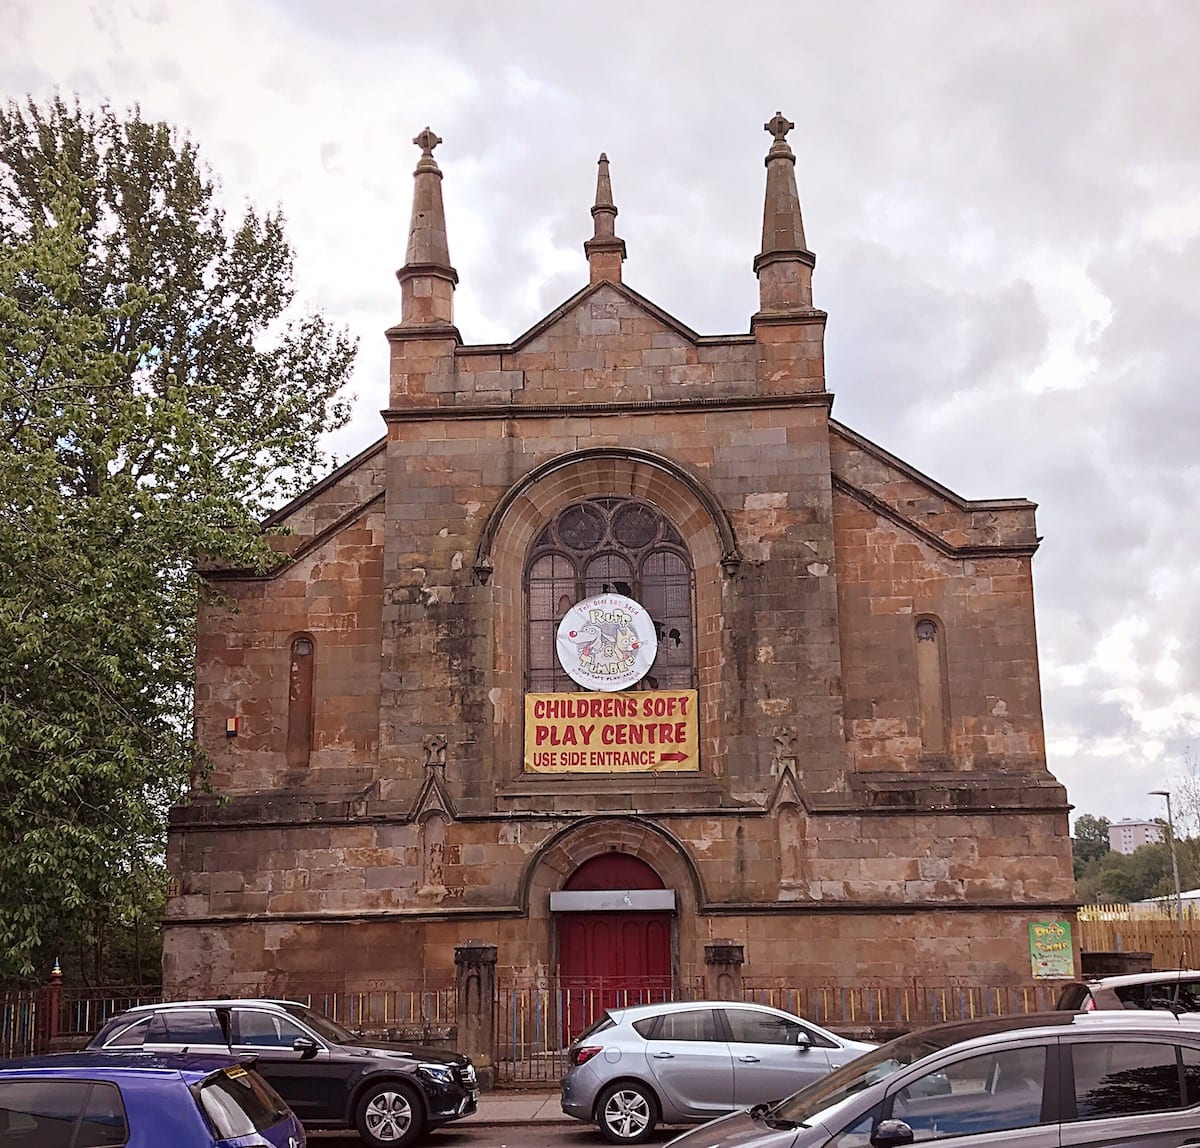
[603,999,803,1022]
[112,998,306,1016]
[897,1009,1200,1057]
[1084,970,1200,988]
[0,1050,249,1083]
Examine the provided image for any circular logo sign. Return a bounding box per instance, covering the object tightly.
[555,593,658,692]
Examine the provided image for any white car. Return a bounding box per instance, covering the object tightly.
[559,999,876,1143]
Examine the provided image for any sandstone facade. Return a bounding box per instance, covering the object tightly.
[166,116,1076,998]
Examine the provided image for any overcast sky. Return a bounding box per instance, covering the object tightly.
[6,0,1199,830]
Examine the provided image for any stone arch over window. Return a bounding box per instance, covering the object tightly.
[477,450,734,780]
[526,497,695,691]
[915,615,950,757]
[520,816,704,922]
[287,632,315,767]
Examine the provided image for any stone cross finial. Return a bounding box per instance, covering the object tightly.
[423,733,447,769]
[414,127,442,157]
[765,112,794,144]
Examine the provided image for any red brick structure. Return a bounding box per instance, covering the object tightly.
[166,114,1076,998]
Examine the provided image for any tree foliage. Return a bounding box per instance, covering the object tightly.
[0,95,356,983]
[1075,834,1199,905]
[1072,813,1111,879]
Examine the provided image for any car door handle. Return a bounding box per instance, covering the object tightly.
[738,1055,760,1063]
[652,1051,675,1059]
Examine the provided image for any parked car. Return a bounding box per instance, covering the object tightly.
[662,1009,1200,1148]
[1055,968,1200,1012]
[0,1049,304,1147]
[86,999,477,1148]
[559,999,877,1143]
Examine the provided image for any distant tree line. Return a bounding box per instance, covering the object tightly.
[1073,811,1200,905]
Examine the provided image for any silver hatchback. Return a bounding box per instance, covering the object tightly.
[559,999,876,1143]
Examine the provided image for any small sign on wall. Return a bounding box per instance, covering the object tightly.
[1029,920,1074,978]
[525,690,699,772]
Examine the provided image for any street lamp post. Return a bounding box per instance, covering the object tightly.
[1149,789,1187,965]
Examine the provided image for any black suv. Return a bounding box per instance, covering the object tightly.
[87,998,477,1147]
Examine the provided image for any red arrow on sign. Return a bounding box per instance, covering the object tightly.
[658,752,688,763]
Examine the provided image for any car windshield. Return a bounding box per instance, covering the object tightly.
[770,1030,957,1124]
[770,1014,1075,1126]
[279,1003,357,1043]
[196,1065,288,1137]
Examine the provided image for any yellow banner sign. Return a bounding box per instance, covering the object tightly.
[525,690,699,773]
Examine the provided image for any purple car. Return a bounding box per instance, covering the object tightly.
[0,1050,304,1147]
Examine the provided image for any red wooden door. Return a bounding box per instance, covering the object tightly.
[559,911,672,984]
[556,854,673,1042]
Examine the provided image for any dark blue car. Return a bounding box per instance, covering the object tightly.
[0,1050,305,1147]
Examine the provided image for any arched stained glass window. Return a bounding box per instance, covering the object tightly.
[526,498,695,692]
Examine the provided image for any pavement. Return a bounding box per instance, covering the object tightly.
[308,1089,571,1137]
[462,1087,572,1125]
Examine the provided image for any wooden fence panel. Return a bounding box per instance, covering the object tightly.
[1077,904,1197,969]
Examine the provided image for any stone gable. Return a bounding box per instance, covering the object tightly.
[168,116,1075,1004]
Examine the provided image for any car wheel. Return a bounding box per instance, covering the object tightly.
[355,1081,426,1148]
[597,1081,657,1144]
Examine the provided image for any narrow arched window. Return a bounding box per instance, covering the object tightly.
[287,633,315,767]
[526,498,695,692]
[915,618,949,756]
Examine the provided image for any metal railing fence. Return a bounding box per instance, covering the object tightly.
[5,977,1063,1082]
[490,978,1064,1083]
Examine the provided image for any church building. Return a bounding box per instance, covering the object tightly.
[166,115,1076,1001]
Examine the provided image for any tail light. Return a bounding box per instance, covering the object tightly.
[1083,996,1096,1011]
[569,1045,603,1067]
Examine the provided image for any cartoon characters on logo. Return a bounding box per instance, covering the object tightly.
[556,594,658,691]
[563,616,640,674]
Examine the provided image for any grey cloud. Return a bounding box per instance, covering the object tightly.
[10,0,1200,824]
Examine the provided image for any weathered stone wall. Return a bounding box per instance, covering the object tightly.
[195,446,387,795]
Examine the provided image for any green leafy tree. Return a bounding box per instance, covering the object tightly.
[0,96,356,983]
[1072,813,1111,880]
[1096,843,1171,902]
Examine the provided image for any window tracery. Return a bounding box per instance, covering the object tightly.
[526,497,695,692]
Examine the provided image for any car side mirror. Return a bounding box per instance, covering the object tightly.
[795,1029,812,1050]
[292,1036,319,1059]
[871,1118,915,1146]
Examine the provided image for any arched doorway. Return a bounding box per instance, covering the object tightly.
[553,853,673,1041]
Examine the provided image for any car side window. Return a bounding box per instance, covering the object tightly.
[0,1079,127,1148]
[234,1009,312,1048]
[889,1046,1048,1139]
[104,1016,151,1048]
[1177,982,1200,1012]
[653,1009,720,1042]
[722,1008,828,1047]
[1182,1046,1200,1103]
[1144,984,1182,1010]
[1113,984,1152,1008]
[146,1008,225,1045]
[1071,1040,1183,1118]
[76,1083,127,1148]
